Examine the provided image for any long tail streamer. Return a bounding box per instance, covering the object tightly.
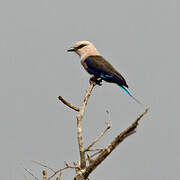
[119,86,142,105]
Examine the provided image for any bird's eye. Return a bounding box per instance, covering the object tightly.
[77,44,87,49]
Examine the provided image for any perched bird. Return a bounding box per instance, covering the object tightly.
[67,41,141,104]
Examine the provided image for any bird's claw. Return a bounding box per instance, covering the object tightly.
[96,78,102,86]
[89,77,102,86]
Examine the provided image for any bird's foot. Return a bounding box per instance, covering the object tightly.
[89,77,102,86]
[96,78,103,86]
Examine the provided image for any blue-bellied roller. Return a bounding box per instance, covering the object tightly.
[67,41,141,104]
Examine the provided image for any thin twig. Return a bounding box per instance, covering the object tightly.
[58,96,80,112]
[22,166,40,180]
[85,121,111,152]
[32,160,76,180]
[86,149,103,152]
[59,171,62,180]
[87,149,103,160]
[64,161,77,169]
[48,163,76,180]
[87,154,94,165]
[48,168,64,180]
[76,80,96,169]
[82,107,149,179]
[32,160,56,173]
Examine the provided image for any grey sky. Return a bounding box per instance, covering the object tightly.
[0,0,179,179]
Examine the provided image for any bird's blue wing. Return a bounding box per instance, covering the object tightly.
[84,56,128,87]
[84,56,141,104]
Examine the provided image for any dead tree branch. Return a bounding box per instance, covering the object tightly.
[76,80,96,169]
[31,160,76,180]
[42,170,47,180]
[81,108,149,179]
[22,166,40,180]
[47,162,76,180]
[59,78,149,180]
[85,122,111,152]
[58,78,96,170]
[86,149,103,152]
[47,167,69,180]
[58,96,80,112]
[32,160,56,173]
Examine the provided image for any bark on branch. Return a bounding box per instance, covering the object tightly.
[82,108,149,179]
[59,78,96,171]
[76,80,96,169]
[58,78,149,180]
[58,96,80,112]
[85,121,111,152]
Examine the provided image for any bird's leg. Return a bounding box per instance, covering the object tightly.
[90,76,102,86]
[96,77,103,86]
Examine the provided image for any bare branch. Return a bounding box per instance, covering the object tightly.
[59,77,149,180]
[48,168,63,180]
[32,160,56,173]
[31,160,77,180]
[48,163,76,180]
[82,107,149,179]
[42,170,47,180]
[85,121,111,152]
[86,149,103,160]
[48,171,60,180]
[64,161,77,169]
[87,154,94,165]
[58,171,62,180]
[76,80,96,169]
[106,110,111,122]
[86,149,103,152]
[73,161,81,174]
[22,166,40,180]
[58,96,80,112]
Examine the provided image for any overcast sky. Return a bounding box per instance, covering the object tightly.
[0,0,179,179]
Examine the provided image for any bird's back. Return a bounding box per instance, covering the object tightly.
[83,55,128,88]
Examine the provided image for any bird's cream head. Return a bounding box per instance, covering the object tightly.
[67,41,100,60]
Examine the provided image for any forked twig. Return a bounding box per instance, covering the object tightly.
[58,78,149,180]
[85,121,111,152]
[32,160,56,173]
[82,108,149,179]
[86,149,103,160]
[48,162,76,180]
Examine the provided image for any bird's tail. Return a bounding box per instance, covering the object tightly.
[119,85,142,105]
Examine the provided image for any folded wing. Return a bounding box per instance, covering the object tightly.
[84,55,128,88]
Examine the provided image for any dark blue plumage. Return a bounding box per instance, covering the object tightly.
[83,56,141,104]
[84,56,128,87]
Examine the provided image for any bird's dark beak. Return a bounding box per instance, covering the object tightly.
[67,47,76,52]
